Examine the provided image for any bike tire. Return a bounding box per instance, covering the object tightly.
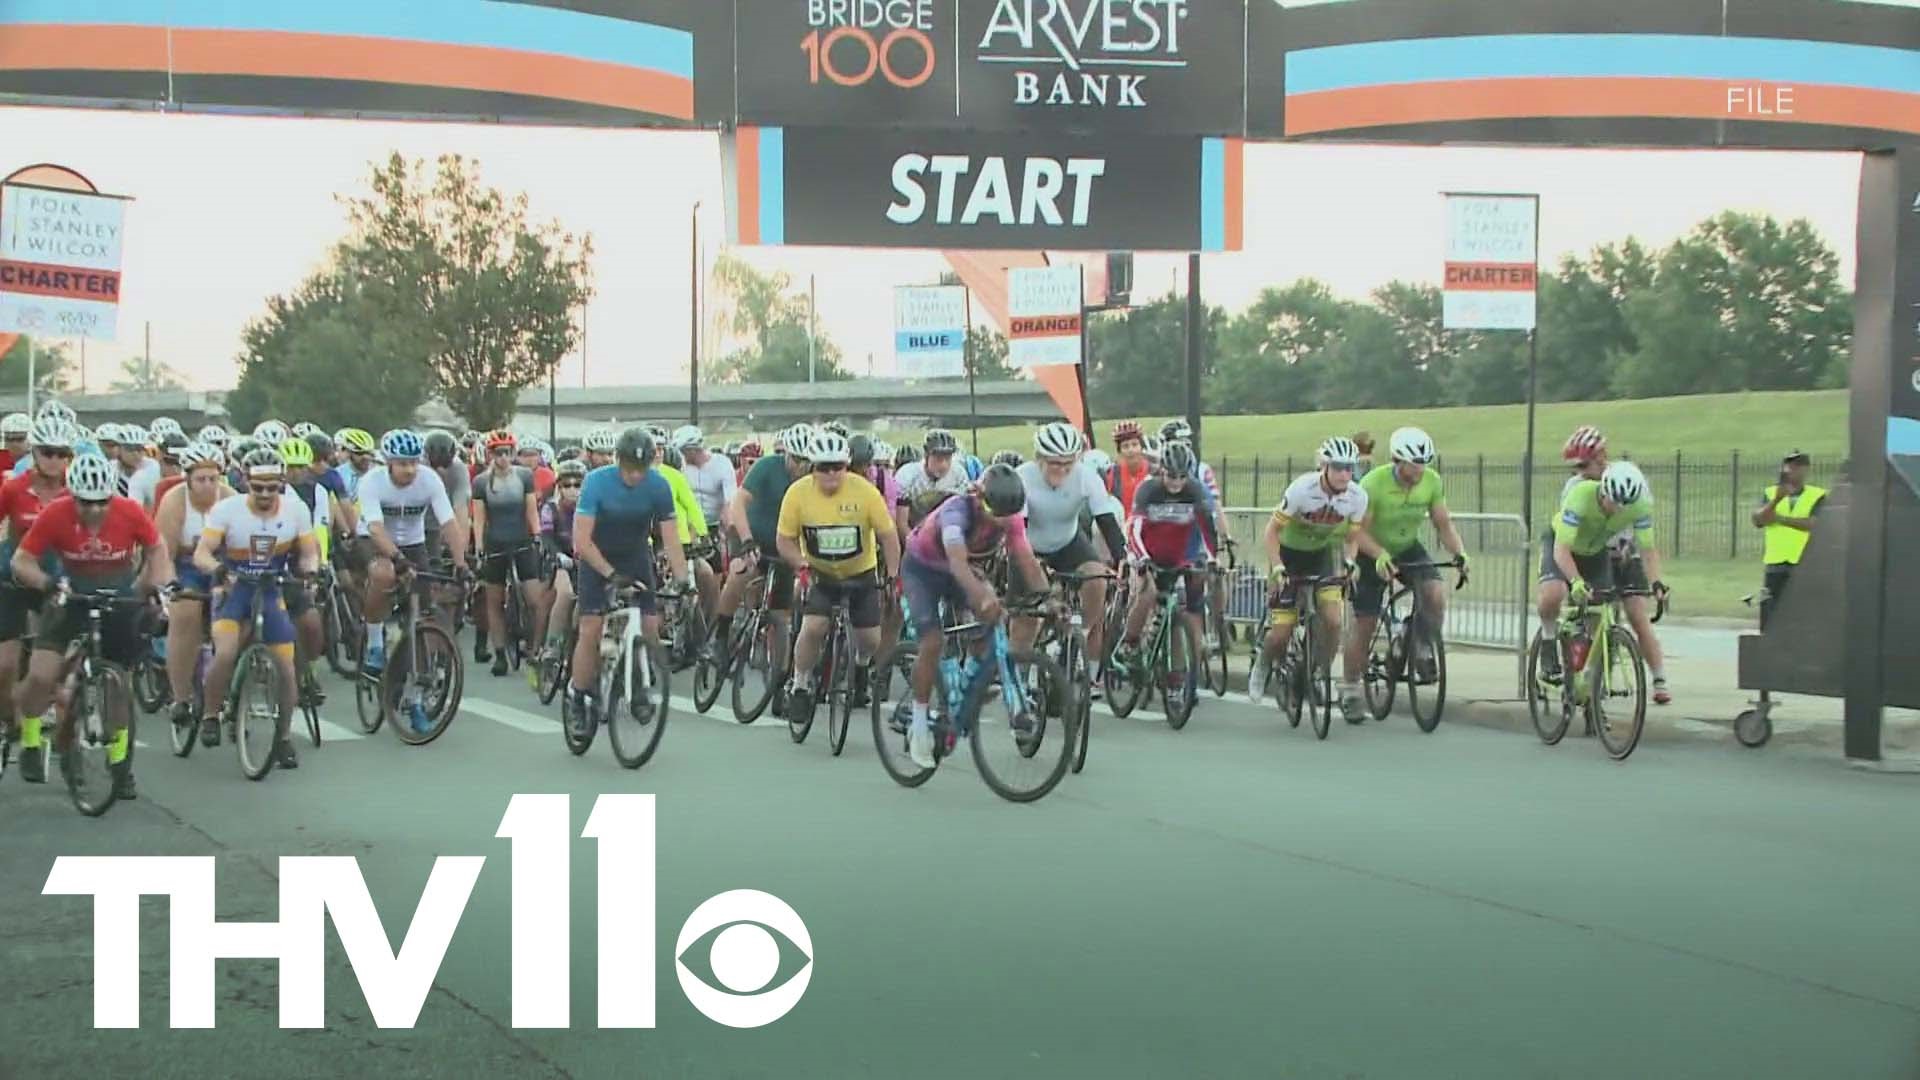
[230,647,278,782]
[826,627,854,756]
[1162,617,1200,731]
[1409,625,1447,733]
[325,587,363,679]
[132,653,168,714]
[65,662,133,817]
[386,624,463,746]
[1363,618,1397,721]
[1527,636,1570,745]
[607,642,670,770]
[966,648,1072,803]
[537,627,574,707]
[691,619,726,714]
[562,686,597,756]
[1065,633,1092,775]
[1593,625,1647,761]
[1307,621,1334,740]
[730,616,777,723]
[1204,601,1229,697]
[870,643,935,788]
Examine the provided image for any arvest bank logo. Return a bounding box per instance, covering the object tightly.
[41,794,813,1030]
[976,0,1191,109]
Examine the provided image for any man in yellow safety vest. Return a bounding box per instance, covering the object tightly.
[1750,448,1826,629]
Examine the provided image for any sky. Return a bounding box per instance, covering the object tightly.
[0,105,1864,392]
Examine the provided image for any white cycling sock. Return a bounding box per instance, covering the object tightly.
[911,702,930,733]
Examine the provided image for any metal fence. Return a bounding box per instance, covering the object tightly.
[1212,453,1845,560]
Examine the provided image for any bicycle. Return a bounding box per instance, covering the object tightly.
[1033,569,1115,775]
[563,578,678,769]
[1362,558,1466,732]
[1252,570,1351,740]
[1200,540,1236,697]
[321,559,365,679]
[727,557,794,724]
[162,586,215,759]
[480,539,539,672]
[781,570,866,757]
[44,586,145,817]
[131,607,170,715]
[1105,564,1203,731]
[871,604,1071,803]
[533,553,576,708]
[1526,570,1663,761]
[354,561,466,746]
[214,567,310,780]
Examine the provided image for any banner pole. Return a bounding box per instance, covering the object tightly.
[965,289,978,454]
[26,337,36,418]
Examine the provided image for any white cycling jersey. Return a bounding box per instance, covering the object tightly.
[1016,460,1121,554]
[202,493,314,570]
[355,466,455,548]
[894,458,970,505]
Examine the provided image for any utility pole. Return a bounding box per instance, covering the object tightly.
[690,200,701,424]
[807,274,817,383]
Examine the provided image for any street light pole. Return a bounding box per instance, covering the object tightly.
[690,200,702,425]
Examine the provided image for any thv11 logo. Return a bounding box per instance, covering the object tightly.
[41,794,812,1030]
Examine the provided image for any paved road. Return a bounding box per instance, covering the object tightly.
[4,655,1919,1079]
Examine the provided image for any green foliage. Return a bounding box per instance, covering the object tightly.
[709,254,850,383]
[966,326,1015,380]
[109,355,184,392]
[0,335,74,393]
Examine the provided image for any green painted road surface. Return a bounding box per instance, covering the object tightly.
[4,662,1918,1079]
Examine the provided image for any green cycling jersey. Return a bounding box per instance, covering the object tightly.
[1552,479,1653,557]
[1360,465,1444,554]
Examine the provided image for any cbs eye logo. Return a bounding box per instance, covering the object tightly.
[674,890,815,1027]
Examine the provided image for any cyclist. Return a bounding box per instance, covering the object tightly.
[583,427,618,470]
[1112,442,1218,683]
[0,416,74,782]
[11,452,172,797]
[423,430,473,568]
[774,429,900,722]
[154,443,232,736]
[472,429,547,677]
[1550,427,1672,704]
[734,439,763,488]
[99,424,162,511]
[192,447,319,766]
[1345,427,1469,692]
[515,439,557,501]
[713,424,813,670]
[564,427,690,733]
[1108,421,1153,515]
[894,428,970,533]
[1537,460,1669,699]
[279,436,344,697]
[1011,422,1125,667]
[1252,436,1384,720]
[0,412,28,474]
[533,458,587,661]
[659,442,718,624]
[333,427,378,498]
[897,462,1045,768]
[355,430,471,672]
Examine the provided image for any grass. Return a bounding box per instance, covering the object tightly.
[1658,558,1771,621]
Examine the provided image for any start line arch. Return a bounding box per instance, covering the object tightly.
[1,0,1913,758]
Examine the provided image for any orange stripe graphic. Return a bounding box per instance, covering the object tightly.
[0,25,168,72]
[1222,137,1244,252]
[736,127,762,245]
[0,260,121,301]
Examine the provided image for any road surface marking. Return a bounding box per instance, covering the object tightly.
[316,719,365,742]
[460,697,555,734]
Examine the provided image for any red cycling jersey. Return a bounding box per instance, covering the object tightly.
[0,470,65,547]
[17,494,159,589]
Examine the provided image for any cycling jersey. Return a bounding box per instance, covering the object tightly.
[683,453,737,527]
[0,470,64,564]
[662,465,709,539]
[473,465,537,547]
[1360,466,1445,554]
[743,454,800,551]
[540,498,576,555]
[1126,476,1217,566]
[1017,460,1121,555]
[1109,457,1153,518]
[1271,472,1369,552]
[776,473,894,580]
[1553,479,1654,557]
[577,464,675,567]
[894,458,970,521]
[203,492,314,572]
[17,494,158,592]
[288,478,334,561]
[904,494,1031,568]
[121,457,162,509]
[355,466,455,549]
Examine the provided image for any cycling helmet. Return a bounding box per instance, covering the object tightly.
[1111,420,1142,446]
[661,444,685,471]
[28,416,72,449]
[290,421,322,440]
[484,429,517,452]
[242,446,286,478]
[528,439,555,466]
[615,426,654,465]
[1159,419,1193,443]
[198,424,231,447]
[1317,436,1361,468]
[1034,421,1083,459]
[278,437,315,469]
[871,440,895,466]
[979,463,1026,517]
[380,429,424,460]
[556,458,589,481]
[93,422,123,446]
[35,400,76,426]
[740,439,764,461]
[1083,448,1112,476]
[894,444,920,467]
[780,423,817,460]
[558,447,583,464]
[991,449,1024,469]
[923,428,958,455]
[671,424,704,451]
[424,429,459,467]
[1160,442,1197,480]
[305,432,334,461]
[644,424,670,446]
[160,431,190,458]
[0,412,29,437]
[151,416,184,439]
[962,454,984,482]
[582,427,618,453]
[231,436,261,463]
[177,442,221,472]
[722,440,743,458]
[1600,461,1648,507]
[1140,433,1164,461]
[821,420,850,439]
[809,430,852,465]
[124,424,151,447]
[848,433,875,470]
[253,420,290,446]
[66,453,117,501]
[1389,426,1436,465]
[338,427,375,454]
[1563,425,1607,463]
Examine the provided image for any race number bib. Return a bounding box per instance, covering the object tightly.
[807,524,861,560]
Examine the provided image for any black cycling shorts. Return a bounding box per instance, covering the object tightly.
[1351,541,1440,617]
[801,571,883,630]
[480,543,542,586]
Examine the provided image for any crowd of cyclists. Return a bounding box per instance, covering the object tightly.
[0,395,1674,804]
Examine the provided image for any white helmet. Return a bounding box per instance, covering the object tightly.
[1083,448,1113,476]
[124,424,151,447]
[807,430,851,465]
[198,424,230,447]
[253,420,290,446]
[66,452,118,500]
[290,421,322,440]
[151,416,184,439]
[93,422,123,445]
[177,442,221,471]
[28,415,72,449]
[582,427,618,453]
[871,439,895,466]
[670,424,704,451]
[3,411,33,437]
[1389,427,1436,465]
[780,423,817,459]
[1140,433,1165,460]
[1318,436,1361,468]
[1600,461,1649,507]
[35,400,76,426]
[1033,421,1084,459]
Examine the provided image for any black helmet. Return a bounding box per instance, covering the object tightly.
[160,431,190,456]
[822,420,851,439]
[848,433,874,470]
[924,428,958,455]
[990,449,1024,469]
[615,426,654,465]
[425,430,458,468]
[661,444,684,471]
[894,445,921,467]
[1160,441,1196,480]
[305,432,335,461]
[979,463,1026,517]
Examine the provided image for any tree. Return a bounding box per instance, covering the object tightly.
[1209,280,1348,415]
[1309,305,1439,410]
[229,264,434,434]
[340,153,594,430]
[965,326,1015,381]
[0,334,74,394]
[1534,240,1652,402]
[110,355,185,392]
[708,254,850,383]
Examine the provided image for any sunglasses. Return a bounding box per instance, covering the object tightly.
[558,480,583,490]
[1326,463,1355,473]
[3,434,25,442]
[77,497,111,509]
[814,462,848,473]
[493,447,514,456]
[36,447,73,459]
[249,482,283,494]
[1041,457,1076,468]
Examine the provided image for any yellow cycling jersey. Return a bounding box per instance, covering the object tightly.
[663,465,709,539]
[776,473,894,580]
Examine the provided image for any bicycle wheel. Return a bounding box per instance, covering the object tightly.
[607,642,670,770]
[562,674,597,756]
[386,624,463,746]
[64,663,131,817]
[1204,601,1230,698]
[1593,625,1647,761]
[967,648,1071,803]
[132,652,167,714]
[229,646,279,782]
[691,615,727,714]
[787,630,818,745]
[1272,639,1304,729]
[1306,620,1334,740]
[1407,622,1447,733]
[168,698,198,757]
[871,643,936,788]
[1526,636,1570,745]
[730,615,777,723]
[536,626,573,707]
[325,587,363,678]
[826,627,854,757]
[354,666,385,735]
[1363,617,1398,721]
[1065,632,1092,775]
[1161,617,1200,731]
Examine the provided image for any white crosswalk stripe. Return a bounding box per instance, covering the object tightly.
[459,697,555,734]
[316,719,365,742]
